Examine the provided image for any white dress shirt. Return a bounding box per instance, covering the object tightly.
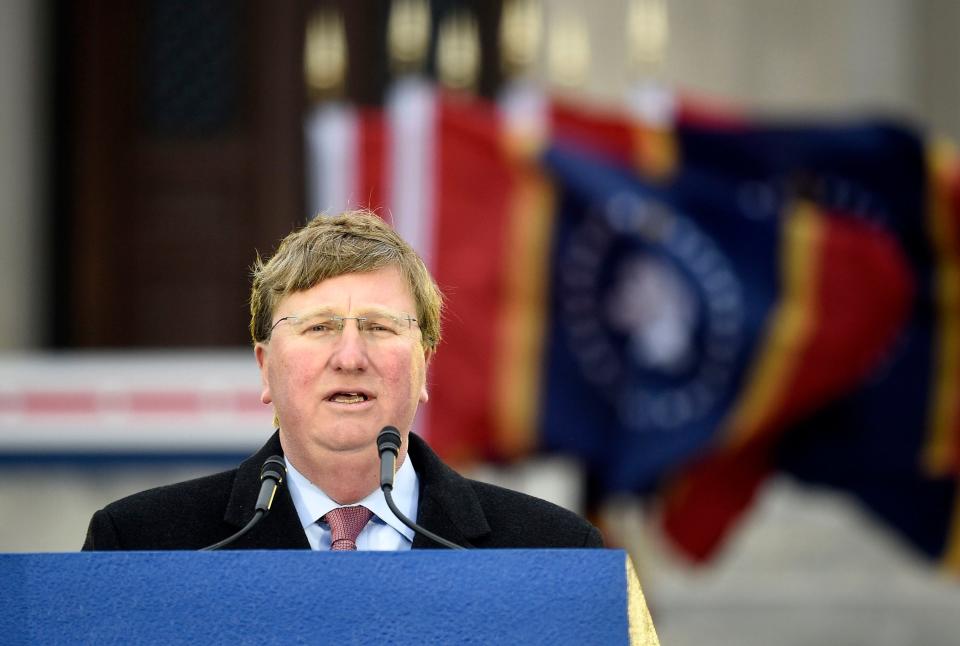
[285,453,419,551]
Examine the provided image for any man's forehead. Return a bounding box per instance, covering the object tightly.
[275,267,415,316]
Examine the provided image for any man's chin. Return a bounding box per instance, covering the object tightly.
[313,425,382,454]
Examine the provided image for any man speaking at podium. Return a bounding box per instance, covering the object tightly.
[83,211,603,551]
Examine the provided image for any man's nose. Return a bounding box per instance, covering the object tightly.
[329,320,369,371]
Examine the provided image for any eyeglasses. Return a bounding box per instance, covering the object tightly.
[269,310,419,341]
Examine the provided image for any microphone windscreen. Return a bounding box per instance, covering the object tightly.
[377,426,402,454]
[260,455,286,482]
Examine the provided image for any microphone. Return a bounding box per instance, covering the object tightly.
[254,456,286,512]
[377,426,465,550]
[201,455,286,551]
[378,426,402,490]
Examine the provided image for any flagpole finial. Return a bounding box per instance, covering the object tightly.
[389,0,431,77]
[500,0,543,81]
[546,9,590,91]
[304,7,347,103]
[625,0,675,130]
[437,11,481,94]
[627,0,669,79]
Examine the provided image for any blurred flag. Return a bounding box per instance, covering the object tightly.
[305,89,527,462]
[304,87,958,567]
[540,124,914,497]
[762,142,960,570]
[658,126,960,571]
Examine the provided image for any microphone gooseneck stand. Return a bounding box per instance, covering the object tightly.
[200,455,286,551]
[377,426,465,550]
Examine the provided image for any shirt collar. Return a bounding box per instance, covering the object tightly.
[284,452,419,543]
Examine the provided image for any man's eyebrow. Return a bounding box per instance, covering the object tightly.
[277,306,336,321]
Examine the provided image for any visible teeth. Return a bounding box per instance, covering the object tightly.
[331,393,367,404]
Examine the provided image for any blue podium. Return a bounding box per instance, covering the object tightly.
[1,549,657,645]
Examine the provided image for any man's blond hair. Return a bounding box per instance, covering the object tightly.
[250,210,442,350]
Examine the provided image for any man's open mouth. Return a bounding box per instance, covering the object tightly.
[328,392,370,404]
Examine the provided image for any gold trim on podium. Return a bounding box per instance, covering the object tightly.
[626,555,661,645]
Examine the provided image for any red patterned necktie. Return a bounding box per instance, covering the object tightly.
[322,506,373,551]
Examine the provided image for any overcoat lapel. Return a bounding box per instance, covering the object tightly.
[407,433,491,549]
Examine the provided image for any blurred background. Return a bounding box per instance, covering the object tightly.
[2,0,960,644]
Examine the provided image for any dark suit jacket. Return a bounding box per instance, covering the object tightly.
[82,432,603,550]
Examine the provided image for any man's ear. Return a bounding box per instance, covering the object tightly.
[254,343,272,405]
[419,348,434,404]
